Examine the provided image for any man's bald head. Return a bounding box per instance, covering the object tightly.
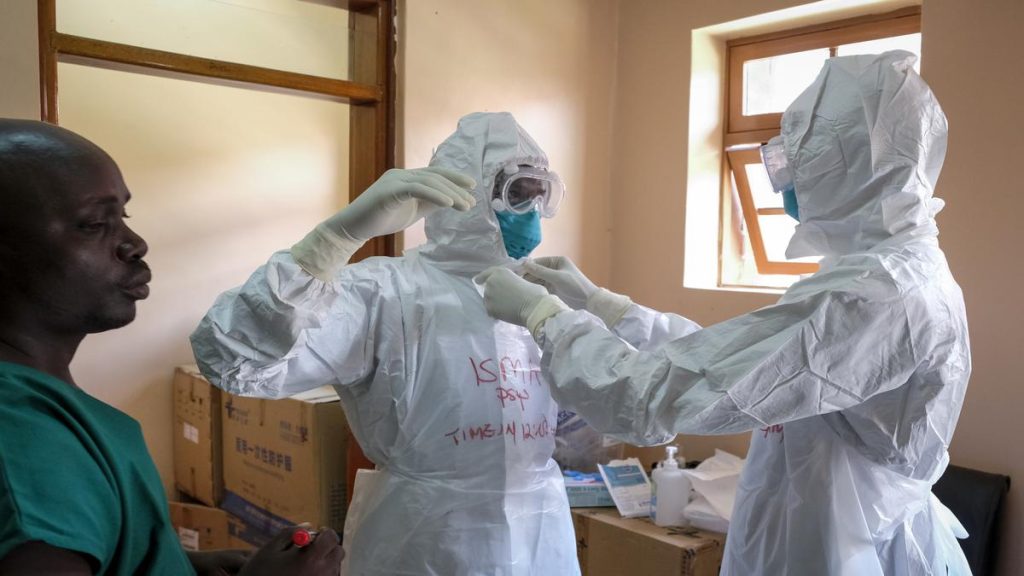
[0,118,106,156]
[0,119,117,233]
[0,119,149,336]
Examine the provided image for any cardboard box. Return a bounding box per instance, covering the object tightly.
[173,366,223,506]
[221,386,348,537]
[168,502,230,551]
[226,513,265,550]
[572,507,590,575]
[572,508,725,576]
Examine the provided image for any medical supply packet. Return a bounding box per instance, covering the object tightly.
[563,470,615,507]
[598,457,652,518]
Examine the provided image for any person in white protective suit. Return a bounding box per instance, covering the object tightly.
[480,52,972,575]
[190,112,580,575]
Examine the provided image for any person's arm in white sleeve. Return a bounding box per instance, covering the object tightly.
[191,167,476,398]
[191,252,382,398]
[539,282,930,443]
[487,265,932,445]
[522,257,701,350]
[609,304,702,351]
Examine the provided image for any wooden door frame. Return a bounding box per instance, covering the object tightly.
[37,0,397,258]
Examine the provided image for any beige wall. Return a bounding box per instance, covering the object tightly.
[396,0,618,285]
[923,1,1024,573]
[0,1,38,119]
[613,0,1023,573]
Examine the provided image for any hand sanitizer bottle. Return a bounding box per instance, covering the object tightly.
[651,445,690,527]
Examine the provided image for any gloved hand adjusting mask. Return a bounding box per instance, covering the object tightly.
[761,136,799,221]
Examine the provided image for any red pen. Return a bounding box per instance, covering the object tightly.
[292,528,319,548]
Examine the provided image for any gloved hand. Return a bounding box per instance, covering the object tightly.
[522,256,598,310]
[292,167,476,280]
[523,256,633,329]
[332,167,476,242]
[477,267,570,338]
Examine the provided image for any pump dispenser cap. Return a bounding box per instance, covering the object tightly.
[663,446,679,469]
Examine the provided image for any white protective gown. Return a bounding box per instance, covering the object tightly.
[538,52,972,575]
[191,112,580,575]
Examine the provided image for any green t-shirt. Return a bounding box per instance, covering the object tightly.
[0,362,195,575]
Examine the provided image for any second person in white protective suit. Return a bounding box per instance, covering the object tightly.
[190,112,580,575]
[480,52,972,575]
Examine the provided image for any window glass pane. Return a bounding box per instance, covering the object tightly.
[744,162,782,208]
[837,33,922,71]
[758,215,821,263]
[57,0,352,80]
[758,215,797,261]
[743,48,830,116]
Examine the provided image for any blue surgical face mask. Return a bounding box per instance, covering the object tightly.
[495,209,542,259]
[781,185,800,221]
[761,136,799,221]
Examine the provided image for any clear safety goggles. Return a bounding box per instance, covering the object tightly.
[760,135,794,194]
[491,165,565,218]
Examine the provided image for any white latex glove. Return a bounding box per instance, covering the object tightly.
[522,256,598,310]
[292,167,476,280]
[333,167,476,241]
[523,256,633,328]
[478,267,570,338]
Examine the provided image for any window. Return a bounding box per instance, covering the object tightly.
[720,8,921,289]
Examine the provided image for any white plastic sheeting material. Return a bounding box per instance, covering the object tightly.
[192,113,579,575]
[537,52,971,575]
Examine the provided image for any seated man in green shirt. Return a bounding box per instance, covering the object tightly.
[0,119,344,575]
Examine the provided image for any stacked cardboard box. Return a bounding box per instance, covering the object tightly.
[171,366,349,550]
[173,366,223,506]
[220,386,349,547]
[169,501,230,551]
[572,508,725,576]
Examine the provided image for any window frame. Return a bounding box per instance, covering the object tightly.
[37,0,397,261]
[721,7,921,280]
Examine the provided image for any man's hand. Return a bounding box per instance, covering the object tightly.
[188,549,252,576]
[237,526,343,576]
[478,267,569,337]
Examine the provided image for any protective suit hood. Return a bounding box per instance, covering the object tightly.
[412,112,549,275]
[782,51,948,259]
